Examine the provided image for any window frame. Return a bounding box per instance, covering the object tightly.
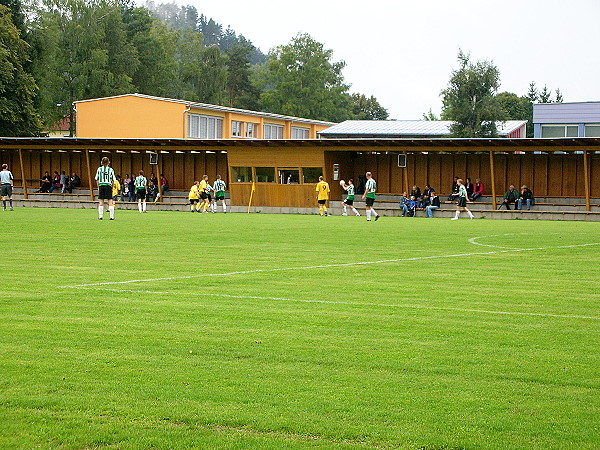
[188,113,224,139]
[264,123,284,139]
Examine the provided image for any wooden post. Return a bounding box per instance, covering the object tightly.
[85,149,95,201]
[18,149,28,199]
[156,152,163,203]
[489,151,497,209]
[583,150,591,212]
[403,152,409,194]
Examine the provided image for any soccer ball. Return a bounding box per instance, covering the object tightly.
[339,179,346,187]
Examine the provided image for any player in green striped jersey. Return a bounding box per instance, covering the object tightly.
[94,157,116,220]
[213,174,227,213]
[341,179,360,216]
[134,170,148,213]
[451,178,475,220]
[361,171,380,221]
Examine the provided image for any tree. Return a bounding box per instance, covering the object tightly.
[0,4,42,136]
[555,88,563,103]
[527,81,538,103]
[350,93,389,120]
[440,50,505,137]
[496,91,533,137]
[422,109,439,120]
[539,84,552,103]
[260,33,352,122]
[225,40,260,110]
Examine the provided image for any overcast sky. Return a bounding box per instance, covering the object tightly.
[184,0,599,120]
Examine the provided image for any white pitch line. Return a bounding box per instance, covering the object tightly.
[78,288,600,321]
[59,241,600,289]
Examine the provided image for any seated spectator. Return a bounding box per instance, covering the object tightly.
[37,171,52,192]
[410,185,421,207]
[399,192,410,217]
[160,174,169,193]
[448,176,459,201]
[426,191,441,217]
[500,185,519,210]
[422,184,435,207]
[472,178,484,202]
[48,171,61,193]
[465,177,474,200]
[517,185,534,210]
[121,174,130,201]
[146,181,158,202]
[65,172,81,193]
[149,172,158,186]
[59,171,68,193]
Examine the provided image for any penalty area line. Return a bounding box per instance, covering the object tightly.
[59,241,600,289]
[75,287,600,321]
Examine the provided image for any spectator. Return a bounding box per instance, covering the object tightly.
[149,172,158,186]
[465,177,474,200]
[410,185,421,207]
[500,185,519,210]
[426,191,441,217]
[48,171,61,193]
[407,195,417,217]
[472,178,484,202]
[65,172,81,193]
[422,184,435,207]
[399,192,410,217]
[448,176,459,201]
[128,176,135,202]
[160,174,169,194]
[59,171,68,193]
[121,174,130,201]
[146,180,158,202]
[37,171,52,192]
[517,185,534,210]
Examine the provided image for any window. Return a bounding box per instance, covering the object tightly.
[188,114,223,139]
[246,123,257,138]
[541,124,578,138]
[255,167,276,182]
[584,124,600,137]
[231,121,243,137]
[291,127,310,139]
[231,167,252,182]
[279,169,300,184]
[264,123,284,139]
[302,167,322,184]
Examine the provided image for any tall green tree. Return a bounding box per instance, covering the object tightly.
[496,91,533,137]
[260,33,352,122]
[422,109,439,120]
[539,84,552,103]
[527,81,538,103]
[351,93,389,120]
[0,4,41,136]
[440,50,505,137]
[225,40,260,110]
[31,0,139,135]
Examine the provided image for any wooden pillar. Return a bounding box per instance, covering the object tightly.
[18,149,28,199]
[403,152,409,194]
[583,150,591,212]
[489,151,497,209]
[85,149,95,201]
[156,152,163,202]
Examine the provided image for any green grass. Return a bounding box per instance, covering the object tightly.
[1,208,599,449]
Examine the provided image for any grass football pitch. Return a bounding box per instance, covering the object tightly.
[1,208,599,449]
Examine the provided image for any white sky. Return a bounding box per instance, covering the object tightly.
[184,0,600,120]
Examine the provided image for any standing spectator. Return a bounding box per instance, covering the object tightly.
[448,176,459,201]
[465,177,474,201]
[128,176,136,202]
[500,185,519,210]
[1,164,14,211]
[517,186,534,210]
[38,171,52,192]
[426,191,441,217]
[451,178,475,220]
[48,171,61,193]
[59,171,68,193]
[472,178,484,202]
[160,174,169,194]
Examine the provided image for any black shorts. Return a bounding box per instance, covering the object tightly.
[1,184,12,197]
[365,197,375,207]
[343,198,354,206]
[200,192,208,200]
[98,185,113,200]
[136,189,146,200]
[216,194,225,201]
[457,197,467,207]
[318,199,327,205]
[190,198,199,204]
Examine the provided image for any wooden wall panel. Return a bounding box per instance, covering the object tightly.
[547,156,563,196]
[562,155,577,196]
[591,155,600,198]
[230,183,316,208]
[532,155,548,196]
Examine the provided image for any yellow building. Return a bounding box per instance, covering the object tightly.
[74,93,335,139]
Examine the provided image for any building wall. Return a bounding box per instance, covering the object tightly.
[533,102,600,138]
[76,96,187,138]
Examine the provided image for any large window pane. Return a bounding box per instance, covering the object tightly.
[566,126,579,137]
[279,169,300,184]
[302,167,322,183]
[585,125,600,137]
[231,167,252,182]
[256,167,275,183]
[541,126,566,138]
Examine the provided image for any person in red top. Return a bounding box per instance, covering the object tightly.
[160,174,169,193]
[471,177,485,202]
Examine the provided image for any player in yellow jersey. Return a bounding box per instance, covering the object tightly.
[189,181,200,212]
[199,175,210,213]
[112,176,121,201]
[315,176,330,216]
